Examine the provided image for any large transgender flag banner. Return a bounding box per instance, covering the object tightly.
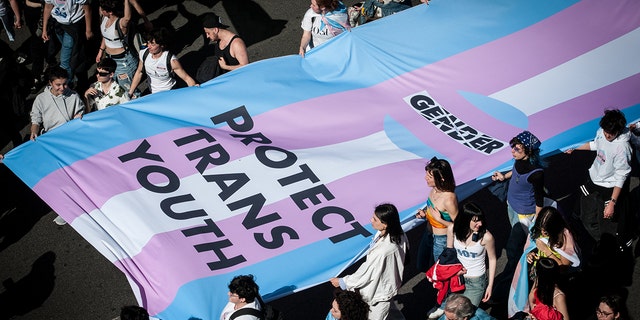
[4,0,640,319]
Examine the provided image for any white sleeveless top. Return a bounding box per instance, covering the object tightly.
[101,17,124,49]
[140,49,177,93]
[453,236,486,277]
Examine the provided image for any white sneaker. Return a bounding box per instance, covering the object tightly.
[53,216,67,225]
[428,308,444,319]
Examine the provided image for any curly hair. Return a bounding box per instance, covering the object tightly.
[334,290,369,320]
[228,274,260,303]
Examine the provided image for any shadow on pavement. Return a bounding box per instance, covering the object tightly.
[0,251,57,320]
[0,165,51,253]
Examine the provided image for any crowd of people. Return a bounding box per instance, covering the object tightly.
[1,1,639,320]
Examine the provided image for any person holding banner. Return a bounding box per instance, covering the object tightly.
[128,27,197,97]
[415,157,459,272]
[299,0,349,57]
[491,131,544,302]
[330,203,408,320]
[30,65,85,141]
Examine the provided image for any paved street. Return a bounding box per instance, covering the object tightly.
[1,1,639,319]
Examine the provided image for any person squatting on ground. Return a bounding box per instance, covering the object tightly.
[84,57,129,111]
[330,203,408,320]
[128,27,197,96]
[201,13,249,78]
[492,131,545,302]
[416,157,459,272]
[566,109,633,249]
[42,0,93,86]
[326,289,370,320]
[219,274,262,320]
[299,0,349,57]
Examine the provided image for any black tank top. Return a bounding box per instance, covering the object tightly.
[213,35,240,77]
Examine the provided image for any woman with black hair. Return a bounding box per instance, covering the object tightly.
[416,157,459,272]
[449,202,497,306]
[330,203,408,320]
[528,258,569,320]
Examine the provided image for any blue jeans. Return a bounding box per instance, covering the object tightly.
[417,231,448,271]
[111,51,139,96]
[54,20,84,82]
[433,234,447,262]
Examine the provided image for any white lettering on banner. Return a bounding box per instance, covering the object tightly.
[117,106,372,271]
[404,91,507,155]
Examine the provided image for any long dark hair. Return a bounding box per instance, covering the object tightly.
[374,203,404,245]
[531,206,571,249]
[425,157,456,192]
[453,202,486,242]
[535,258,559,306]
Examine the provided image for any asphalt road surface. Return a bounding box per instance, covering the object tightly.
[1,1,639,319]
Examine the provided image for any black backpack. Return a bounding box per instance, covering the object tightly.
[195,55,220,84]
[114,17,145,58]
[141,49,173,78]
[229,297,283,320]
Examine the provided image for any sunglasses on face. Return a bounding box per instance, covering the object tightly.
[97,71,112,77]
[510,144,523,153]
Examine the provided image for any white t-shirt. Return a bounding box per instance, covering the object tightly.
[44,0,87,24]
[140,48,177,94]
[300,7,348,51]
[219,301,262,320]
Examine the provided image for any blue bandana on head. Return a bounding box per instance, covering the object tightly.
[516,131,541,150]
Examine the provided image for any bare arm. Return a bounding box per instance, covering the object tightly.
[8,0,21,28]
[129,0,152,31]
[171,59,197,87]
[30,123,40,140]
[299,30,311,57]
[446,224,454,248]
[42,3,53,41]
[554,291,570,320]
[128,58,145,97]
[220,38,249,72]
[482,231,497,302]
[83,4,93,39]
[117,0,131,36]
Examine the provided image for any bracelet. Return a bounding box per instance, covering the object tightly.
[610,198,617,204]
[100,48,106,51]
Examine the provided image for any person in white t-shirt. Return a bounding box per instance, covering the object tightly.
[299,0,349,57]
[129,27,197,96]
